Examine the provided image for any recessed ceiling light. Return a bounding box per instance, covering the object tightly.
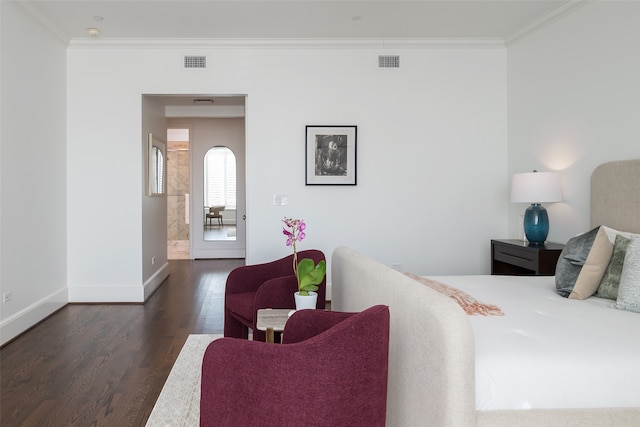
[94,16,104,22]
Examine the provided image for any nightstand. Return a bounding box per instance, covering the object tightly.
[491,239,565,276]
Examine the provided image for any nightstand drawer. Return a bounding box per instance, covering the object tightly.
[493,246,537,271]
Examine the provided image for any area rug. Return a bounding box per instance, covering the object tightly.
[146,334,222,426]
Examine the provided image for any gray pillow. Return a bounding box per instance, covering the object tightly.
[555,227,600,297]
[596,234,631,300]
[615,238,640,313]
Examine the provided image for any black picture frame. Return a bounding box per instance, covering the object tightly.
[305,125,357,185]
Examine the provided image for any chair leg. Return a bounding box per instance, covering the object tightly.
[252,328,266,342]
[224,309,249,339]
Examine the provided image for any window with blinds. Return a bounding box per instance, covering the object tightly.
[204,147,236,208]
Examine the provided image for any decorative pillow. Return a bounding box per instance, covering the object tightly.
[555,227,600,297]
[596,234,631,300]
[569,227,614,300]
[602,225,640,243]
[615,238,640,313]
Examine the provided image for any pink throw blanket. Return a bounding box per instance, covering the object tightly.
[405,273,504,316]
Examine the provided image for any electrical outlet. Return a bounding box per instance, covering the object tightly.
[3,292,13,303]
[151,257,156,265]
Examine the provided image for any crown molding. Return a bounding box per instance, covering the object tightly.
[13,0,70,44]
[67,37,505,50]
[505,0,588,46]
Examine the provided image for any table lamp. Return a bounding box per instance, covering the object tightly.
[510,170,562,245]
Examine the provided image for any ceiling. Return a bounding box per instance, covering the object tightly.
[21,0,579,43]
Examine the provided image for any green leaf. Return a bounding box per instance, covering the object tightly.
[297,259,326,293]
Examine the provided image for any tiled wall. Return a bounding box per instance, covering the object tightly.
[167,142,190,241]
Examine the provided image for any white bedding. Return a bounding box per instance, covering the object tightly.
[426,275,640,411]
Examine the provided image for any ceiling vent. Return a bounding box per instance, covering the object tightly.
[378,55,400,68]
[184,55,207,69]
[193,98,214,105]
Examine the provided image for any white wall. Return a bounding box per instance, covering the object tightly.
[66,43,508,296]
[0,2,68,344]
[141,96,169,300]
[507,1,640,244]
[65,52,143,301]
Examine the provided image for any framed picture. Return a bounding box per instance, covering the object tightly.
[305,125,357,185]
[148,133,167,196]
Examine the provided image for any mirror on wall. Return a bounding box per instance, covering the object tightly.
[148,133,166,196]
[203,146,237,241]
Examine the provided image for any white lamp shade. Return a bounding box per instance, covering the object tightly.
[511,172,562,203]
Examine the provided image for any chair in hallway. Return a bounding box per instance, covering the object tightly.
[205,206,224,226]
[223,249,326,342]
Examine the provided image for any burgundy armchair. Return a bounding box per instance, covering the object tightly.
[224,249,326,342]
[201,305,390,427]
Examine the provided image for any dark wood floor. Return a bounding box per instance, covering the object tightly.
[0,259,244,427]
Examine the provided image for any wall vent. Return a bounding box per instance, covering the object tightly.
[378,55,400,68]
[184,55,207,69]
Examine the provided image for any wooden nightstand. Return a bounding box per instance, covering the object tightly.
[491,239,565,276]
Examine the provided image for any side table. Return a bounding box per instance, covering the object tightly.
[256,309,293,343]
[491,239,564,276]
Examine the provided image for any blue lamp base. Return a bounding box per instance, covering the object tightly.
[523,203,549,245]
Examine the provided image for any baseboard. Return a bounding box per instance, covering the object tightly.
[67,263,169,303]
[68,284,145,303]
[0,287,68,346]
[144,262,170,301]
[192,248,245,259]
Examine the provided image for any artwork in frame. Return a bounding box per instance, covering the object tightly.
[305,125,357,185]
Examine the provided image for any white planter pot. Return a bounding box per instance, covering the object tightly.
[294,291,318,310]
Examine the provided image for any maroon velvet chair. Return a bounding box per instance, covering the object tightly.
[201,305,390,427]
[224,249,326,342]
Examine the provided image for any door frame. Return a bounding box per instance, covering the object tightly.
[189,117,246,259]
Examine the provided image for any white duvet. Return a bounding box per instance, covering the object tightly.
[427,275,640,411]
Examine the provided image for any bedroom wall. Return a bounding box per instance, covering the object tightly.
[141,97,170,301]
[0,2,68,345]
[507,1,640,244]
[66,42,508,301]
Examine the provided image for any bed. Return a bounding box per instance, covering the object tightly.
[332,159,640,427]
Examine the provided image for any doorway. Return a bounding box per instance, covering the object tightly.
[167,119,247,259]
[188,116,246,259]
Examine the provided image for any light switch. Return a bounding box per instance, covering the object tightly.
[273,194,288,206]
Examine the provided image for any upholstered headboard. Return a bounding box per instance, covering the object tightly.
[590,159,640,233]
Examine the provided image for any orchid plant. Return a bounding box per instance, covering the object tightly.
[282,218,326,296]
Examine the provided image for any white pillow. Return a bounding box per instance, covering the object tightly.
[602,225,640,243]
[615,238,640,313]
